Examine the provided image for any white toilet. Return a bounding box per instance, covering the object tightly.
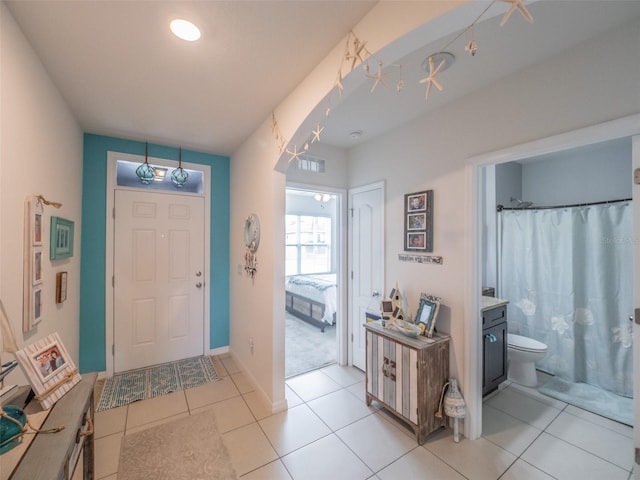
[507,333,548,387]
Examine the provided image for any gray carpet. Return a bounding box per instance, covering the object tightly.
[119,409,237,480]
[285,312,336,378]
[539,377,633,426]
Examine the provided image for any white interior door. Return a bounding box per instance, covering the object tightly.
[114,189,205,372]
[632,134,640,472]
[349,182,384,370]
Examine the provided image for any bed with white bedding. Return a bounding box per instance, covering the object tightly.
[285,273,337,332]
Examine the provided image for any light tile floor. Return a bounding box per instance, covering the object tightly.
[94,358,635,480]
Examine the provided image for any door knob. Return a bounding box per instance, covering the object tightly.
[195,282,202,288]
[372,291,380,297]
[196,271,202,277]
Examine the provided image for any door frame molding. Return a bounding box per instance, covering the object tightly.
[105,151,211,376]
[285,183,347,365]
[348,181,385,368]
[465,113,640,440]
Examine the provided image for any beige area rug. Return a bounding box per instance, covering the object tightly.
[119,410,238,480]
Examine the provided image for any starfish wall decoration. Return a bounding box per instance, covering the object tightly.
[365,62,387,93]
[500,0,534,26]
[271,2,534,157]
[311,123,324,143]
[286,144,306,163]
[419,56,445,100]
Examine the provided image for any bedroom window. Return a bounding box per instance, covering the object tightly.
[286,215,331,275]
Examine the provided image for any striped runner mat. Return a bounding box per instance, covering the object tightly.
[97,355,220,412]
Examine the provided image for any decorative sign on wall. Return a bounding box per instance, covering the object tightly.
[398,253,443,265]
[403,190,434,253]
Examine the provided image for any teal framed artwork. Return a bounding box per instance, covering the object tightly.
[50,216,74,260]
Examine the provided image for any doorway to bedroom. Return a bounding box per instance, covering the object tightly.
[285,188,339,378]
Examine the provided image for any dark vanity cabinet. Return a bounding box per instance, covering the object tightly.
[482,304,507,396]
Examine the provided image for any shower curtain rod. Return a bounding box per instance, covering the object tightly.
[496,197,632,212]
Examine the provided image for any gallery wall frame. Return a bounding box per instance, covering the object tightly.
[23,196,45,332]
[50,216,74,260]
[404,190,434,252]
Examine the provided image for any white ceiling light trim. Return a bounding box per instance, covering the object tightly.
[170,19,201,42]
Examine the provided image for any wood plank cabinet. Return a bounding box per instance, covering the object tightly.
[365,322,449,444]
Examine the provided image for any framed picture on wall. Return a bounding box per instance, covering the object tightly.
[32,288,42,327]
[32,250,43,285]
[33,211,43,246]
[56,271,68,304]
[404,190,433,252]
[50,216,74,260]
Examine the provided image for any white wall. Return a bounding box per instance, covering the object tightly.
[495,162,522,207]
[285,142,348,189]
[347,17,640,388]
[1,2,83,385]
[521,139,631,206]
[228,1,466,413]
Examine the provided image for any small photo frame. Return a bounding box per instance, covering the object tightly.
[15,332,81,409]
[50,216,74,260]
[33,211,43,246]
[407,193,427,212]
[32,288,43,326]
[415,293,441,338]
[407,213,426,230]
[404,190,433,252]
[56,271,68,304]
[32,250,43,285]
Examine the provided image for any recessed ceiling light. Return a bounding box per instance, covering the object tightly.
[170,19,201,42]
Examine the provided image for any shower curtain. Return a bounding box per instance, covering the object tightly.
[498,201,633,397]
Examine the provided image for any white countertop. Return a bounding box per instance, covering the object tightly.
[481,296,509,311]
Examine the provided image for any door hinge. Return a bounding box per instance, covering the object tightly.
[636,447,640,465]
[351,333,354,342]
[112,276,115,287]
[635,169,640,185]
[112,344,115,356]
[112,207,115,219]
[351,271,354,280]
[634,308,640,325]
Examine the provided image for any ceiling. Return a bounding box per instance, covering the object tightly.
[6,1,640,156]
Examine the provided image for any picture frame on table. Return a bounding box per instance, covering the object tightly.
[404,190,433,252]
[415,293,441,338]
[15,332,81,409]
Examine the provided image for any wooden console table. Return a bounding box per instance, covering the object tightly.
[1,372,97,480]
[365,322,449,444]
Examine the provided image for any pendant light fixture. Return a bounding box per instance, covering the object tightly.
[171,147,189,188]
[135,142,156,184]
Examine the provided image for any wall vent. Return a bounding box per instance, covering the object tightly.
[296,155,326,174]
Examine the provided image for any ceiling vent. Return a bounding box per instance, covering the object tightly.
[296,155,326,174]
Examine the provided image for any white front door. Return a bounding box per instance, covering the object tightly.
[113,189,205,372]
[349,182,384,370]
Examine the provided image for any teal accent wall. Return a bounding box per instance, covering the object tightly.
[80,134,230,373]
